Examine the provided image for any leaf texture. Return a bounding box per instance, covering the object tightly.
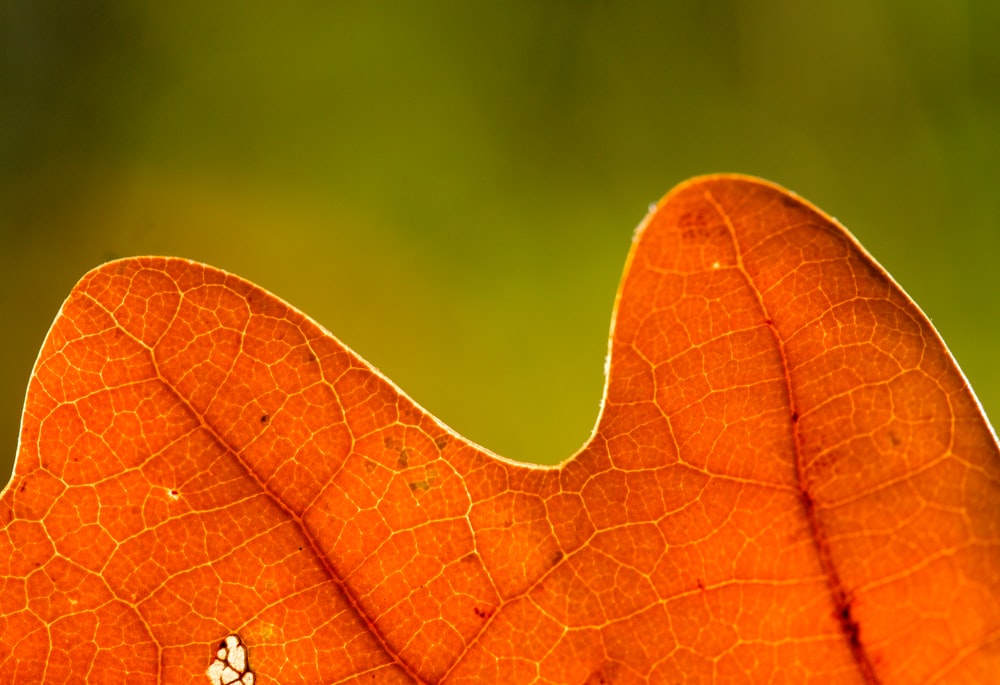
[1,175,998,683]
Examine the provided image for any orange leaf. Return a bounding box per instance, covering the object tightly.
[2,175,998,683]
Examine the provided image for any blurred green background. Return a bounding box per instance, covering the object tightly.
[1,2,997,485]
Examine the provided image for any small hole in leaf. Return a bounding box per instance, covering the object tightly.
[207,634,254,685]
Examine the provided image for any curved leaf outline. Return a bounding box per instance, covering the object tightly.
[1,175,998,683]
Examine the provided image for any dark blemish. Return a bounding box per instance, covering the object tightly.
[810,451,836,476]
[473,606,493,619]
[434,435,449,450]
[552,550,564,565]
[260,414,269,424]
[396,449,409,469]
[677,209,706,229]
[696,578,705,591]
[840,600,862,648]
[584,661,619,684]
[791,411,799,423]
[306,352,317,363]
[409,480,430,493]
[678,208,726,242]
[462,552,479,564]
[298,546,302,551]
[834,591,877,680]
[801,489,813,508]
[780,194,800,208]
[764,318,774,326]
[169,489,179,497]
[383,436,397,449]
[218,640,227,649]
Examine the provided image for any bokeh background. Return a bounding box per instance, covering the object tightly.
[2,2,998,485]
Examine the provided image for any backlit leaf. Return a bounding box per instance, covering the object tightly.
[1,175,998,683]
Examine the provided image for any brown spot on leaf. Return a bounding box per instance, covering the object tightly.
[584,662,620,684]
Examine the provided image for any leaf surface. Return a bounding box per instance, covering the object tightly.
[2,175,998,683]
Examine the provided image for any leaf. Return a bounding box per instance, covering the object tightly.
[1,175,998,684]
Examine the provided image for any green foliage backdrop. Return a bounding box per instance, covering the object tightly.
[2,2,998,483]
